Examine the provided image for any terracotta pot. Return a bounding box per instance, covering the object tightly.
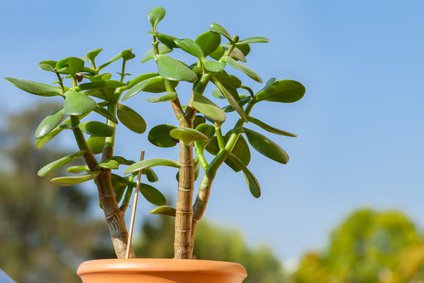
[77,258,247,283]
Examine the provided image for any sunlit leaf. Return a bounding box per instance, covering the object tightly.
[224,56,262,83]
[35,108,64,139]
[228,153,261,198]
[145,168,159,182]
[212,78,247,121]
[170,127,209,145]
[247,116,297,137]
[64,90,96,116]
[79,80,125,90]
[38,150,86,177]
[255,79,305,103]
[141,45,172,63]
[147,92,177,103]
[209,46,225,60]
[51,173,99,187]
[224,134,251,172]
[148,6,166,30]
[79,121,114,137]
[174,38,204,59]
[214,72,242,89]
[122,76,170,101]
[93,105,118,124]
[150,205,176,217]
[195,31,221,56]
[36,127,62,149]
[192,95,226,124]
[5,77,62,97]
[87,136,105,154]
[56,57,84,75]
[124,158,179,175]
[86,48,103,64]
[236,36,269,45]
[39,60,57,72]
[98,159,119,169]
[140,183,166,206]
[157,55,197,82]
[148,124,178,147]
[155,32,178,48]
[210,23,231,40]
[117,104,146,134]
[204,60,226,72]
[67,165,89,174]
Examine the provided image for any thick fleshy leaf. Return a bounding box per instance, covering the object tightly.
[94,105,118,123]
[223,96,250,113]
[170,128,209,145]
[147,92,177,103]
[122,76,168,101]
[214,72,242,89]
[145,168,159,182]
[127,73,157,88]
[79,80,124,90]
[35,109,64,139]
[56,57,84,75]
[117,104,146,134]
[247,116,297,137]
[174,38,204,59]
[148,124,178,147]
[224,56,262,83]
[157,55,197,82]
[205,136,219,155]
[67,166,89,174]
[195,31,221,56]
[192,95,226,124]
[150,205,176,217]
[212,89,225,99]
[36,127,62,149]
[140,183,166,206]
[5,77,62,97]
[39,60,57,72]
[236,36,269,45]
[193,115,207,128]
[87,136,105,154]
[64,91,96,116]
[50,173,99,187]
[243,127,289,164]
[204,60,226,73]
[124,158,179,175]
[209,46,225,60]
[195,124,215,152]
[229,47,246,62]
[237,44,251,56]
[141,45,172,63]
[212,78,247,121]
[155,32,178,48]
[86,48,103,64]
[98,49,127,70]
[228,153,261,198]
[111,156,135,165]
[210,23,231,40]
[38,150,86,177]
[79,121,114,137]
[121,49,135,61]
[255,79,305,103]
[148,6,166,29]
[98,159,119,169]
[224,134,251,172]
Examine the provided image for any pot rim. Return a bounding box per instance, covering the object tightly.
[77,258,247,276]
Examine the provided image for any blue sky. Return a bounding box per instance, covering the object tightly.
[1,0,424,260]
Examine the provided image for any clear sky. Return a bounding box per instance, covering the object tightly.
[1,0,424,261]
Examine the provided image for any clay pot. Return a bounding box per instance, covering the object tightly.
[77,258,247,283]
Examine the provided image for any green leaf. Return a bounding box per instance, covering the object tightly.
[236,36,269,45]
[157,55,197,82]
[117,104,146,134]
[194,124,215,152]
[121,49,135,60]
[36,127,62,149]
[5,77,62,97]
[210,23,231,40]
[38,150,86,177]
[98,159,119,169]
[192,95,226,124]
[124,158,179,175]
[79,121,114,137]
[170,128,209,145]
[141,45,172,63]
[212,78,247,121]
[140,183,166,206]
[214,72,242,89]
[204,60,226,73]
[243,127,289,164]
[35,108,64,139]
[56,57,84,75]
[193,115,207,128]
[50,173,99,187]
[229,47,247,62]
[255,79,305,103]
[67,166,89,174]
[150,205,176,217]
[111,156,135,165]
[94,105,118,124]
[155,32,178,48]
[64,91,96,116]
[237,44,251,56]
[209,46,225,60]
[122,76,170,101]
[224,134,251,172]
[247,116,297,137]
[127,73,157,87]
[228,153,261,198]
[147,92,177,103]
[87,136,105,154]
[195,31,221,56]
[145,168,159,182]
[174,38,204,59]
[224,56,262,83]
[86,48,103,64]
[79,80,125,90]
[148,124,178,148]
[39,60,57,72]
[205,136,219,155]
[212,89,225,99]
[223,96,250,113]
[148,6,166,29]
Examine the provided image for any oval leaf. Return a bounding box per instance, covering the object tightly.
[212,78,247,121]
[67,166,89,174]
[224,56,262,83]
[38,150,86,177]
[228,153,261,198]
[86,48,103,64]
[5,77,62,97]
[94,105,118,124]
[35,109,64,139]
[214,72,242,89]
[195,31,221,56]
[243,127,289,164]
[247,116,297,137]
[79,121,114,137]
[170,128,209,145]
[79,80,125,90]
[141,45,172,63]
[174,38,204,59]
[255,79,305,103]
[145,168,159,182]
[98,159,119,169]
[64,90,96,116]
[147,92,177,103]
[51,173,99,187]
[140,183,166,206]
[204,60,226,73]
[210,23,231,40]
[224,134,251,172]
[36,127,62,149]
[150,205,176,217]
[56,57,84,75]
[236,36,269,45]
[157,55,197,82]
[122,76,167,101]
[87,136,105,154]
[192,95,226,124]
[39,60,57,72]
[117,104,146,134]
[124,158,179,175]
[148,6,166,29]
[148,124,178,148]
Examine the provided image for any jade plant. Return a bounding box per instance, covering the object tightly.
[5,6,305,259]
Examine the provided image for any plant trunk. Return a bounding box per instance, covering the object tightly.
[174,119,195,259]
[95,170,135,259]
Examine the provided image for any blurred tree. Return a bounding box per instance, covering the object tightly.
[0,104,107,283]
[135,216,287,283]
[291,209,424,283]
